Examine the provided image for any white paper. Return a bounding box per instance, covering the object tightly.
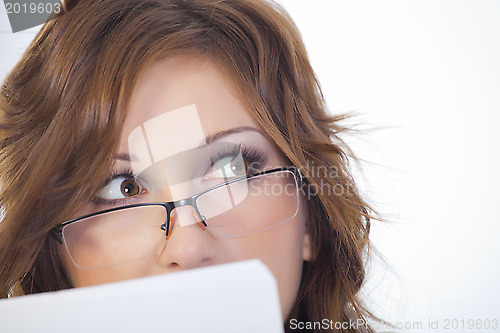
[0,260,284,333]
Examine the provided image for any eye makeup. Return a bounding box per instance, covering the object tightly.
[92,130,277,208]
[206,143,267,176]
[90,168,150,207]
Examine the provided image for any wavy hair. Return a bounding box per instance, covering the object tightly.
[0,0,375,331]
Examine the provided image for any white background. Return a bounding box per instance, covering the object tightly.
[1,1,500,332]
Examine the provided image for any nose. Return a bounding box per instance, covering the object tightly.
[157,206,216,270]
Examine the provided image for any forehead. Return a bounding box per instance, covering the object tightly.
[120,56,261,152]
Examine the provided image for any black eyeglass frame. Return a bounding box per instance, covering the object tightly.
[52,166,304,244]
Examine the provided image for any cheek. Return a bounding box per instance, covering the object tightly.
[61,250,157,287]
[220,215,306,320]
[263,224,305,320]
[61,198,308,320]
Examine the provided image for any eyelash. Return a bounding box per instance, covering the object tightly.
[208,144,266,175]
[90,168,145,207]
[91,144,267,207]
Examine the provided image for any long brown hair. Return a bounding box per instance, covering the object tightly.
[0,0,375,331]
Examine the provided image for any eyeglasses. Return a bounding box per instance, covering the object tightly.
[53,167,303,269]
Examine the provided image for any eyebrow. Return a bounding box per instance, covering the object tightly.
[114,126,264,161]
[204,126,263,145]
[116,153,133,162]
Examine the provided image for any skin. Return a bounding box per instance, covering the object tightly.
[62,56,312,319]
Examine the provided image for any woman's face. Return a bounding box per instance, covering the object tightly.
[61,56,312,319]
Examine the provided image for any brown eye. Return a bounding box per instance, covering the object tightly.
[230,158,247,176]
[96,174,148,202]
[204,154,250,182]
[120,179,140,197]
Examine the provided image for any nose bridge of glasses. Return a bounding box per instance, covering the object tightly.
[161,197,207,239]
[171,200,204,228]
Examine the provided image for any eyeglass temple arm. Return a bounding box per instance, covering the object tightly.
[49,229,63,245]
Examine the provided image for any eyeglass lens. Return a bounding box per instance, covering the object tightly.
[62,170,300,269]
